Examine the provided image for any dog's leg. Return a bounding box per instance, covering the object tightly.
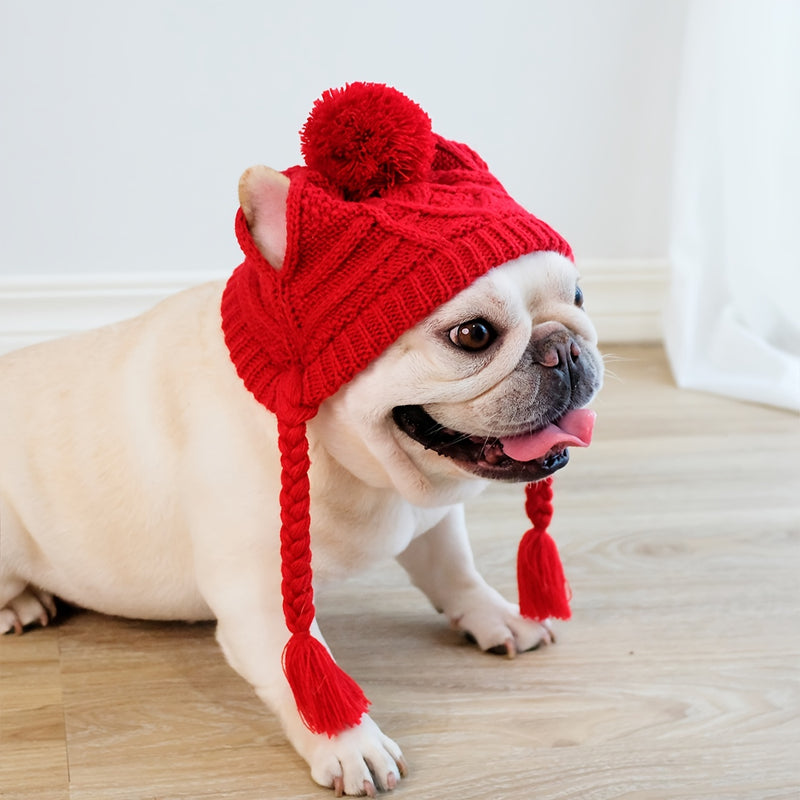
[397,505,552,656]
[194,542,406,796]
[0,501,57,634]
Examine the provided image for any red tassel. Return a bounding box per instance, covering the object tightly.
[517,478,572,621]
[282,631,371,737]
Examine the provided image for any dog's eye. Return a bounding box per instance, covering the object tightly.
[574,284,584,308]
[449,319,496,351]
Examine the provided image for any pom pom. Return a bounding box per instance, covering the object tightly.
[283,631,371,736]
[517,479,572,621]
[301,82,435,201]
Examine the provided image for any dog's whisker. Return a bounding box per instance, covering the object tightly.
[602,368,624,384]
[601,351,636,365]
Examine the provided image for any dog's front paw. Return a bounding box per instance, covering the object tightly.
[307,715,407,797]
[449,587,553,657]
[0,586,57,635]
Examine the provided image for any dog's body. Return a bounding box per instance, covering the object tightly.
[0,277,476,618]
[0,165,603,796]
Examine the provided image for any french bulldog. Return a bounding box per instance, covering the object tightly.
[0,165,603,796]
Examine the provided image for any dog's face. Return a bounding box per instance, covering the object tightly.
[316,251,603,505]
[237,164,603,505]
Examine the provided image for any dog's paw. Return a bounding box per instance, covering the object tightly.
[449,588,553,657]
[0,587,57,635]
[308,715,407,797]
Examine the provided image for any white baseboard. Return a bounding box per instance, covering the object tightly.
[0,260,668,355]
[577,258,669,345]
[0,271,226,355]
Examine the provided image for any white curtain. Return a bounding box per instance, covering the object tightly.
[665,0,800,412]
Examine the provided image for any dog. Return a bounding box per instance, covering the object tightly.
[0,104,603,798]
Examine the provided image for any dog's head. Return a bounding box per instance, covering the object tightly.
[239,165,603,506]
[389,252,602,481]
[318,251,603,503]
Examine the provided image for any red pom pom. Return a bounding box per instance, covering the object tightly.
[301,82,435,201]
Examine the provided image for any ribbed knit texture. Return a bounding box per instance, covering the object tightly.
[219,83,574,737]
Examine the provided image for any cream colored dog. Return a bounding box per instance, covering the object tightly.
[0,166,603,796]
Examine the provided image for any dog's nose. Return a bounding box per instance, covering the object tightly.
[529,327,584,391]
[534,336,581,370]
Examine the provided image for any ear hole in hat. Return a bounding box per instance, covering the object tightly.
[238,165,290,269]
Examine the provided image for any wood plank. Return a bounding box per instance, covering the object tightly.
[0,629,69,800]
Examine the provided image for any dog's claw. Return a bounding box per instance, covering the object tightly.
[364,779,376,797]
[397,757,409,778]
[485,637,516,657]
[41,592,58,620]
[505,637,517,659]
[333,775,344,797]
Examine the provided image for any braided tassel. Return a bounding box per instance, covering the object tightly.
[517,477,572,621]
[277,416,370,736]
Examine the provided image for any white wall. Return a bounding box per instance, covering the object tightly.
[0,0,686,278]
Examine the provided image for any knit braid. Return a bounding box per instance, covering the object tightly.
[276,414,371,735]
[525,476,554,530]
[277,416,315,634]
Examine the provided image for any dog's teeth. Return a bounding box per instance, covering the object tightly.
[481,442,506,465]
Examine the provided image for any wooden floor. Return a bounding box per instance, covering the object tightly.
[2,345,798,800]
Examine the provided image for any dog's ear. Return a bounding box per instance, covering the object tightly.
[238,165,290,269]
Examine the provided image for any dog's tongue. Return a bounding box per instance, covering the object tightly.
[500,409,596,462]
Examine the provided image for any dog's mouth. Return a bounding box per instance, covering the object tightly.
[392,405,596,482]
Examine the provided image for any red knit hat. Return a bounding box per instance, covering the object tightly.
[221,83,584,737]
